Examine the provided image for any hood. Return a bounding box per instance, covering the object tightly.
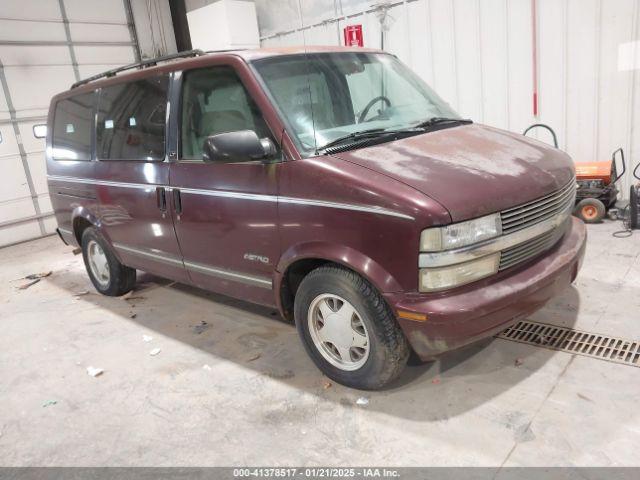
[330,124,575,222]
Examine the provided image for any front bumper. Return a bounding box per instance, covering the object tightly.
[386,217,587,360]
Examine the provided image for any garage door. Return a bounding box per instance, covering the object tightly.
[0,0,141,247]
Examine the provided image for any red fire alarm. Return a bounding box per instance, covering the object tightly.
[343,25,363,47]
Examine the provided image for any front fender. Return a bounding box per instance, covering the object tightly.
[275,241,404,298]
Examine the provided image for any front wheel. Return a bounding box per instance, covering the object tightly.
[81,227,136,296]
[294,265,410,390]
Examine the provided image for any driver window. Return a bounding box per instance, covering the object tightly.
[180,66,270,160]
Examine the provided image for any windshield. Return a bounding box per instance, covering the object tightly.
[253,52,461,154]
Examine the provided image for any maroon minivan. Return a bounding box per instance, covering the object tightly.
[47,47,586,389]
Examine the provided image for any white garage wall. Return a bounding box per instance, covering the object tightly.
[257,0,640,201]
[0,0,176,247]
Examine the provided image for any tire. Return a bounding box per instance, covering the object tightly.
[294,264,410,390]
[81,226,136,296]
[574,198,606,223]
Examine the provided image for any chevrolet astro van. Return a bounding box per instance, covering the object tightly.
[47,47,586,389]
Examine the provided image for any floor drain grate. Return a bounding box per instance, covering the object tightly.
[498,320,640,367]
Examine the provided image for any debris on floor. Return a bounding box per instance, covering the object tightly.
[142,335,153,342]
[149,348,161,356]
[72,247,82,255]
[86,366,104,377]
[73,290,90,297]
[356,397,369,406]
[122,290,145,301]
[202,364,212,371]
[431,377,441,384]
[129,312,137,319]
[17,279,41,290]
[515,357,524,367]
[191,320,210,335]
[323,381,332,389]
[25,271,52,280]
[246,352,261,362]
[42,400,57,408]
[265,369,294,379]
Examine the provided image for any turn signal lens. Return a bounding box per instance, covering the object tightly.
[419,253,500,292]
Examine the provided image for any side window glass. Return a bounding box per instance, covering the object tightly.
[96,75,169,161]
[52,92,95,160]
[180,66,270,160]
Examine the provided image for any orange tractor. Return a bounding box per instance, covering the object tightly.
[524,124,626,223]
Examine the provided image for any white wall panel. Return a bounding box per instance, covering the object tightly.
[69,23,132,43]
[0,46,71,66]
[429,0,459,111]
[74,45,136,65]
[453,0,483,121]
[4,66,76,111]
[0,20,67,42]
[0,223,41,246]
[597,0,636,162]
[17,121,47,154]
[261,0,640,201]
[0,155,33,206]
[0,197,37,224]
[0,125,20,157]
[26,154,48,196]
[383,4,411,67]
[407,0,433,85]
[304,23,340,46]
[506,0,534,139]
[479,0,509,129]
[537,0,566,146]
[77,64,124,79]
[63,0,128,23]
[565,0,599,164]
[0,1,62,21]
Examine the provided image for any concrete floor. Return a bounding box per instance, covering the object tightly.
[1,221,639,467]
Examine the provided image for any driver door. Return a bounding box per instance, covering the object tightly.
[168,65,280,307]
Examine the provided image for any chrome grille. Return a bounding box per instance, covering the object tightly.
[500,180,576,235]
[499,229,558,271]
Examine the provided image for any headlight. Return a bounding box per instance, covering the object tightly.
[420,213,501,251]
[419,253,500,292]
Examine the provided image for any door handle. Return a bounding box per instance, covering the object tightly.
[173,188,182,215]
[156,187,166,212]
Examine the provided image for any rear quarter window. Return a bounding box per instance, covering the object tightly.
[96,75,169,161]
[52,92,95,160]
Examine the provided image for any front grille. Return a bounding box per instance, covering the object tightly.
[498,229,558,271]
[500,180,576,235]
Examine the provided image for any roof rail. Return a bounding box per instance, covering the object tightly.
[70,49,205,89]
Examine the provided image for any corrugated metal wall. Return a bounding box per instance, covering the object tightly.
[258,0,640,201]
[0,0,175,248]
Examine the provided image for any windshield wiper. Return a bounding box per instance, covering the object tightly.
[315,128,392,153]
[315,118,472,154]
[414,117,473,129]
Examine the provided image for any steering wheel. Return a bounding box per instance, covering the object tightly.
[358,95,392,123]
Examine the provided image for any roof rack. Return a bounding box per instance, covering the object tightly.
[70,49,205,89]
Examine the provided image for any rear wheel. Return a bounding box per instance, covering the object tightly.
[575,198,606,223]
[294,264,409,390]
[81,227,136,296]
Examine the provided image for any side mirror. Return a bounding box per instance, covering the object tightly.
[202,130,277,163]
